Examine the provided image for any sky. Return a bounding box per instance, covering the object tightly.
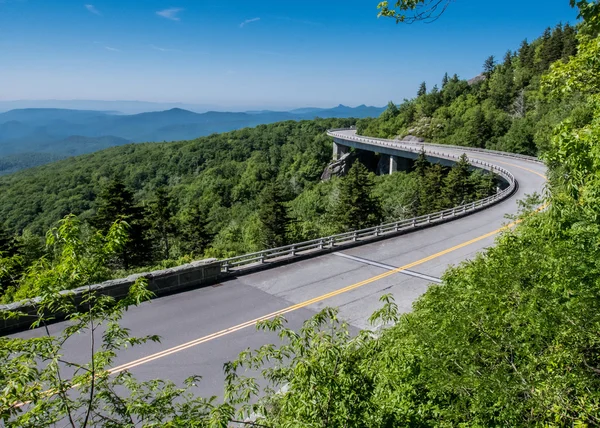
[0,0,579,110]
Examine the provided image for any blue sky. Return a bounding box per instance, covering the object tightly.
[0,0,578,110]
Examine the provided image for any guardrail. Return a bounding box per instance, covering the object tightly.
[218,130,520,273]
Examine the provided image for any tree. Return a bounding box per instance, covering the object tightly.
[381,100,400,121]
[503,49,513,67]
[258,181,291,249]
[442,153,473,206]
[378,0,453,23]
[332,162,383,232]
[417,162,445,215]
[179,203,213,256]
[0,225,15,257]
[562,22,578,59]
[417,81,427,97]
[442,72,449,88]
[147,186,177,259]
[91,178,152,269]
[413,149,429,178]
[483,55,496,76]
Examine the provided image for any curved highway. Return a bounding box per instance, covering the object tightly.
[11,130,547,399]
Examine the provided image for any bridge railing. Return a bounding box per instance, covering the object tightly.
[220,131,519,273]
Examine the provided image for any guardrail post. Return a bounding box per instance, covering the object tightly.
[291,246,296,256]
[427,215,431,223]
[319,239,324,250]
[394,222,399,231]
[223,262,229,273]
[375,227,380,237]
[259,252,265,263]
[353,232,357,241]
[412,218,416,227]
[329,237,335,248]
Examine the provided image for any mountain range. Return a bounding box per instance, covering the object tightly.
[0,104,385,175]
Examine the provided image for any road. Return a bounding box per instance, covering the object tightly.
[11,130,547,399]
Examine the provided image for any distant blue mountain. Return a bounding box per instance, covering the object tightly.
[0,104,385,173]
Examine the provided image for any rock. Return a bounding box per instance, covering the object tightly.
[321,152,354,180]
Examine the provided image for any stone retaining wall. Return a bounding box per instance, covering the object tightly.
[0,258,223,335]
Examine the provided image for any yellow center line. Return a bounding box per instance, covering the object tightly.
[109,221,517,374]
[473,155,548,180]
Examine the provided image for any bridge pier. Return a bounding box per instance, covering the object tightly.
[333,141,349,161]
[389,155,398,175]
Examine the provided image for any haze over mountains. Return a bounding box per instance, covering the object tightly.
[0,104,385,175]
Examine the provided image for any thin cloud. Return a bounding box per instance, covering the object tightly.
[239,17,260,28]
[85,4,101,15]
[104,46,121,52]
[156,8,183,21]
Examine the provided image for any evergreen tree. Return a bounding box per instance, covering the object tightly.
[417,163,445,215]
[518,39,534,69]
[381,101,400,121]
[258,181,291,249]
[442,154,473,206]
[0,225,15,256]
[414,149,429,178]
[417,81,427,97]
[332,162,382,232]
[538,27,553,71]
[483,55,496,77]
[442,72,449,88]
[503,50,513,67]
[148,186,177,260]
[92,178,152,269]
[179,203,213,256]
[562,23,578,59]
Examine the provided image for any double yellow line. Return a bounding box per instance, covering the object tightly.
[109,223,512,374]
[109,159,548,374]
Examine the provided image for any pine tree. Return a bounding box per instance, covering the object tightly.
[562,23,578,59]
[332,162,382,232]
[483,55,496,77]
[258,181,291,249]
[503,50,513,67]
[442,72,449,88]
[414,149,429,178]
[92,178,152,269]
[442,154,473,206]
[148,186,177,260]
[0,225,14,256]
[518,39,534,69]
[417,163,445,215]
[538,27,553,71]
[179,203,213,256]
[417,81,427,97]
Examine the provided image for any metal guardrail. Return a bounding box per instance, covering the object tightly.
[219,129,525,273]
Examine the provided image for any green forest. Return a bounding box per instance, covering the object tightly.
[2,0,600,426]
[0,117,495,302]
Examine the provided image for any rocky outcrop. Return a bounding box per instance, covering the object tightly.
[321,152,354,180]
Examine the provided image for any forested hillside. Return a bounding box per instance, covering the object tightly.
[0,118,495,301]
[359,22,580,156]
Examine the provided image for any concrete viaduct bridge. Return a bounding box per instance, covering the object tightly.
[8,129,547,398]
